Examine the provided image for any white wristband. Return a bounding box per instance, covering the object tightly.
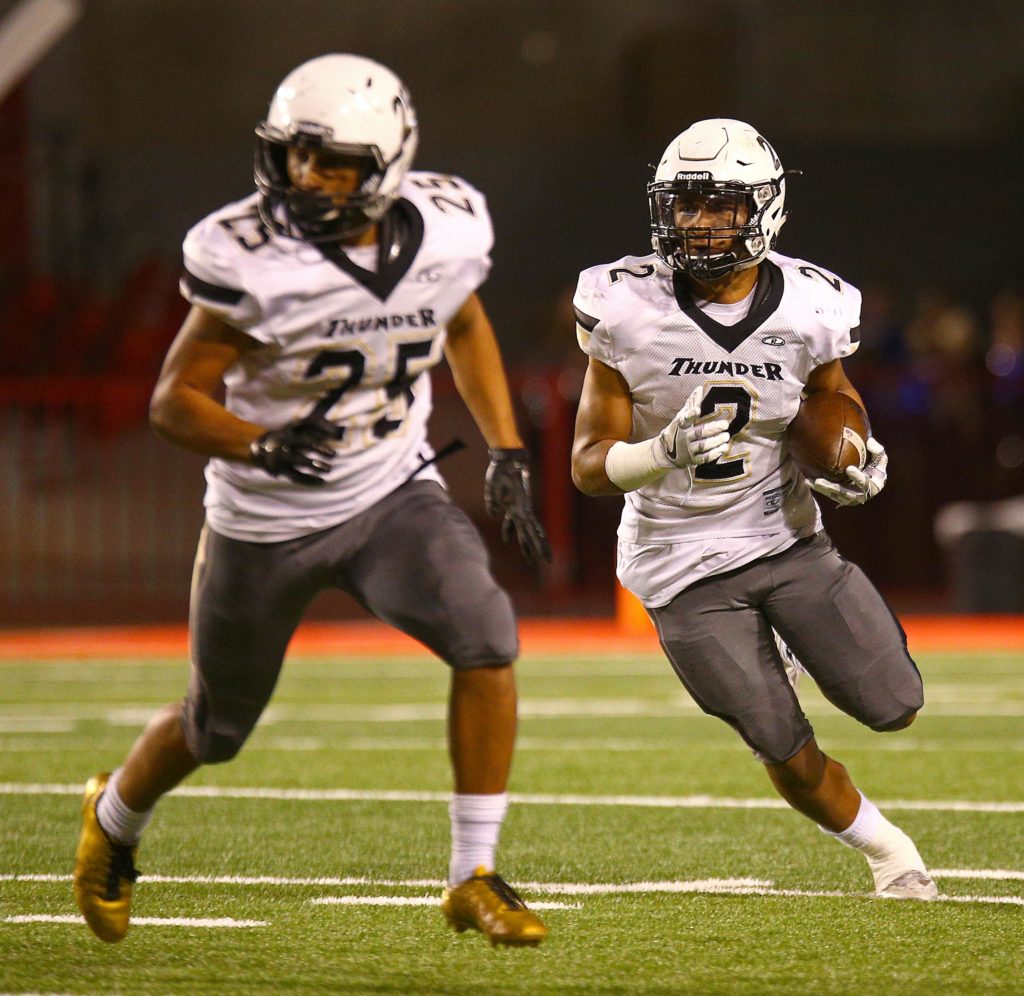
[605,438,670,492]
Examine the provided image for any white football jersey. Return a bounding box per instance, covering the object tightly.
[574,250,861,606]
[181,172,492,541]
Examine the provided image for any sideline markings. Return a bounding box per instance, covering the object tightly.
[1,915,267,928]
[3,782,1024,813]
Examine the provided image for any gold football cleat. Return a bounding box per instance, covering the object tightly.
[72,773,139,943]
[441,866,547,947]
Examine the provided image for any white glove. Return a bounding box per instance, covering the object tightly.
[809,436,888,506]
[655,386,731,469]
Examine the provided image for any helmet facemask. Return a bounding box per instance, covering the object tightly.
[254,129,392,242]
[648,177,782,279]
[252,54,419,245]
[647,119,792,279]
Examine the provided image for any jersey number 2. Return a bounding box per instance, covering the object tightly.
[694,385,752,482]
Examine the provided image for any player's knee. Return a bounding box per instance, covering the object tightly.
[446,591,518,669]
[451,642,518,671]
[182,696,257,763]
[192,731,248,764]
[872,708,918,732]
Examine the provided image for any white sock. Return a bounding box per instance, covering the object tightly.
[95,769,154,846]
[821,792,927,891]
[448,792,509,886]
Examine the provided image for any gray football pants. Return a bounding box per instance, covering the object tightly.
[648,532,923,764]
[182,481,518,763]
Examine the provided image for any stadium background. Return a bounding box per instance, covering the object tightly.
[2,0,1024,626]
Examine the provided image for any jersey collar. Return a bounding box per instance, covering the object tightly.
[672,259,784,353]
[315,197,425,302]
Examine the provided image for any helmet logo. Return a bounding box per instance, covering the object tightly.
[674,170,712,180]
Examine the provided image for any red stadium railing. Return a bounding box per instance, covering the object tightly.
[2,355,1023,625]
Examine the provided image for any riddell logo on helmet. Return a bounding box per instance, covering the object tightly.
[674,171,712,180]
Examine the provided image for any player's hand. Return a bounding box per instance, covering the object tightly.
[809,437,888,506]
[656,386,731,469]
[484,448,553,564]
[250,419,335,486]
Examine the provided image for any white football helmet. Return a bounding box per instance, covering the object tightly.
[648,118,792,279]
[254,54,418,241]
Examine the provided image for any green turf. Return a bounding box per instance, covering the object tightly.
[2,650,1023,993]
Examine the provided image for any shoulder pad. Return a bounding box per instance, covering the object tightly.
[401,172,492,293]
[774,252,861,331]
[573,254,664,365]
[181,195,264,327]
[401,173,492,250]
[773,253,862,362]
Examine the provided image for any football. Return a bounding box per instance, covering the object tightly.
[787,391,870,483]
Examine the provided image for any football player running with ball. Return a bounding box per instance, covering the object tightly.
[571,119,936,900]
[73,54,550,946]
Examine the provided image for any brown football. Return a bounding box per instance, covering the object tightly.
[787,391,871,483]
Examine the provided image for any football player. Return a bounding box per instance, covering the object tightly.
[73,54,550,946]
[571,119,936,900]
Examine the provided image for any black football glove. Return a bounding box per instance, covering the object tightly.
[250,419,335,486]
[484,448,552,565]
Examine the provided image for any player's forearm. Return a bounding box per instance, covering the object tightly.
[149,383,262,462]
[571,439,627,496]
[445,335,524,449]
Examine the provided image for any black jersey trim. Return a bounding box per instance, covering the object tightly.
[573,306,600,332]
[672,260,785,353]
[182,269,245,306]
[315,198,425,302]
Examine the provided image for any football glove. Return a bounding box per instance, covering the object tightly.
[656,386,731,469]
[809,436,888,506]
[484,448,553,565]
[250,419,335,486]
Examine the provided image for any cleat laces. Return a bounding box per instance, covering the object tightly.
[104,844,139,901]
[478,873,528,911]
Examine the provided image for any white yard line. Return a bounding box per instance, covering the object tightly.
[931,868,1024,881]
[309,896,581,910]
[3,782,1023,813]
[0,873,767,893]
[2,914,267,928]
[706,887,1024,907]
[243,736,1024,754]
[3,873,1018,908]
[0,720,74,733]
[4,695,1024,723]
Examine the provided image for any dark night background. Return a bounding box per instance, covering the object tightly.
[2,0,1023,623]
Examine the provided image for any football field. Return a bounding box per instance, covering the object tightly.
[2,624,1023,994]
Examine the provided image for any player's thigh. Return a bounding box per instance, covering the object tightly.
[649,574,813,764]
[764,533,923,731]
[346,482,518,669]
[185,525,318,762]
